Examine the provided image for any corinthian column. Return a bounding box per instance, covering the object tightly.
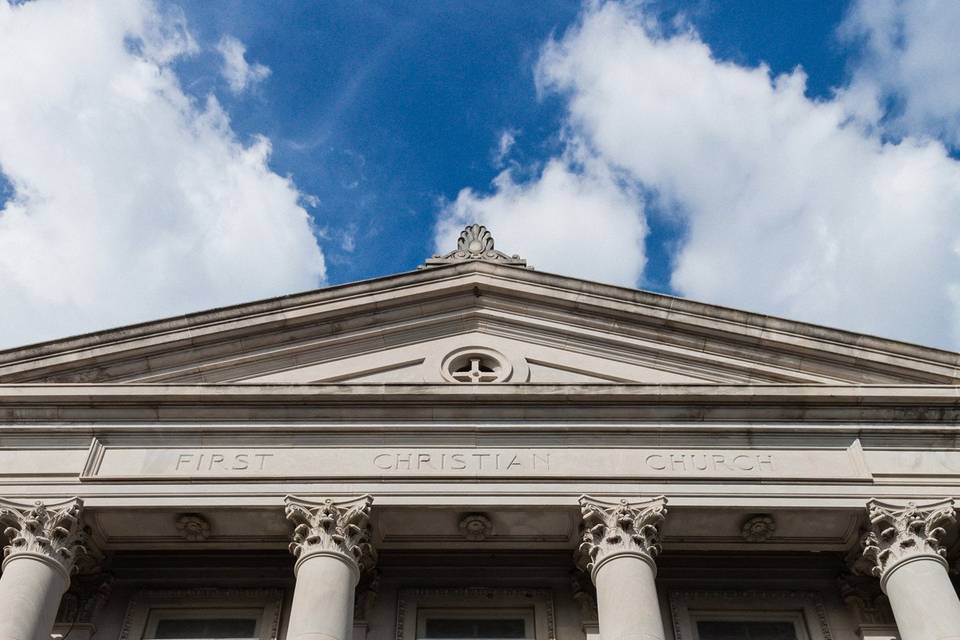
[0,498,86,640]
[858,498,960,640]
[577,495,668,640]
[285,495,376,640]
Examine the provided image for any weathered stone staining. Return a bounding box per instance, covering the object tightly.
[1,226,960,640]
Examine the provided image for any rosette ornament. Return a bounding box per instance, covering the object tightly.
[576,495,667,577]
[860,498,956,582]
[285,495,376,573]
[0,497,86,576]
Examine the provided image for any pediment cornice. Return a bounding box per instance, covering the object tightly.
[1,261,958,385]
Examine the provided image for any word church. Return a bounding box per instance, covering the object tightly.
[0,225,958,640]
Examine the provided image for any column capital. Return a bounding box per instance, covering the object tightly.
[858,498,956,585]
[0,497,86,581]
[284,495,376,575]
[576,495,667,579]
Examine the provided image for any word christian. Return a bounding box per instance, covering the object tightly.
[373,451,551,472]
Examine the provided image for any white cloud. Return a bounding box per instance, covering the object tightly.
[0,0,324,348]
[217,34,271,94]
[437,154,646,286]
[841,0,960,148]
[493,129,518,168]
[439,2,960,349]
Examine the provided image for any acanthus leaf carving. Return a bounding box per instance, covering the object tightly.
[0,497,86,576]
[285,495,376,573]
[576,495,667,577]
[859,498,956,581]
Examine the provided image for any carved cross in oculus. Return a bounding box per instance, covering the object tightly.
[450,357,501,383]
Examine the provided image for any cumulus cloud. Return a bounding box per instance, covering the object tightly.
[0,0,324,348]
[438,1,960,349]
[437,154,646,286]
[217,34,271,94]
[841,0,960,148]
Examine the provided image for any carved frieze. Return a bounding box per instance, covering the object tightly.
[285,495,376,572]
[859,498,956,581]
[576,495,667,576]
[0,497,86,576]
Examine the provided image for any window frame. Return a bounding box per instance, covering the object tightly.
[416,607,536,640]
[668,591,834,640]
[119,588,283,640]
[396,588,556,640]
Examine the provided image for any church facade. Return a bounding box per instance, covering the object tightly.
[0,225,959,640]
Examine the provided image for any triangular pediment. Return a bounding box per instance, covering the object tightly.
[0,261,957,385]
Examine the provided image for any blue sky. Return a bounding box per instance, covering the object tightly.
[2,0,960,350]
[174,0,851,288]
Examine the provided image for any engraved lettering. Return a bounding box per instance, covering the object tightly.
[254,453,272,470]
[395,454,412,470]
[645,454,667,471]
[210,454,225,470]
[733,454,754,471]
[507,455,521,470]
[758,454,774,471]
[451,454,467,470]
[533,453,550,470]
[373,454,392,471]
[692,453,708,471]
[176,454,193,470]
[417,453,431,470]
[233,454,249,470]
[472,453,491,470]
[712,454,732,471]
[670,453,686,471]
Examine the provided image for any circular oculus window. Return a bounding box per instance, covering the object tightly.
[441,347,512,383]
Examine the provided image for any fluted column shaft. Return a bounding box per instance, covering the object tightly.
[285,495,376,640]
[0,498,85,640]
[859,499,960,640]
[578,496,667,640]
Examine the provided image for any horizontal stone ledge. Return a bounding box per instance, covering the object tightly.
[0,490,953,510]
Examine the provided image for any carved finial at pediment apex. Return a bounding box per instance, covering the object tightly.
[422,223,529,268]
[284,495,376,573]
[0,497,87,576]
[858,498,957,583]
[576,495,667,578]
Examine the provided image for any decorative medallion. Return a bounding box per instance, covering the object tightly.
[458,513,493,541]
[740,514,776,542]
[423,224,528,268]
[175,514,211,542]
